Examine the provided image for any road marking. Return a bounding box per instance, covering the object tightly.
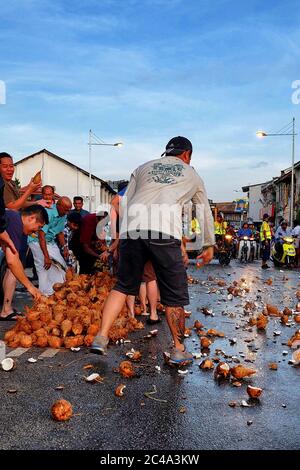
[38,348,60,359]
[7,347,29,357]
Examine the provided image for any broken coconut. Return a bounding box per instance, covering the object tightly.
[199,359,214,370]
[230,364,256,379]
[247,385,263,399]
[115,384,126,397]
[119,360,135,378]
[85,373,103,383]
[215,362,230,378]
[51,399,73,421]
[201,337,212,349]
[1,358,15,371]
[256,313,268,330]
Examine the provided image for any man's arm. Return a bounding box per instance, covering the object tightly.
[191,175,215,266]
[38,230,52,269]
[83,243,100,258]
[57,231,69,260]
[5,247,41,299]
[5,180,41,210]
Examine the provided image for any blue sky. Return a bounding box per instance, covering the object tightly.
[0,0,300,200]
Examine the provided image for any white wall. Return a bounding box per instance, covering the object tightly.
[248,185,263,223]
[14,151,113,212]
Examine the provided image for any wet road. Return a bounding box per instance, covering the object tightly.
[0,260,299,450]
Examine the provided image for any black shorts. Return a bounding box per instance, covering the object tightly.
[114,234,189,307]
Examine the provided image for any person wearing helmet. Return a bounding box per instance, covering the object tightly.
[90,136,215,365]
[214,212,227,243]
[260,213,272,269]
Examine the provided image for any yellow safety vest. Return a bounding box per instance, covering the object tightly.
[190,218,201,235]
[260,221,271,241]
[214,221,227,235]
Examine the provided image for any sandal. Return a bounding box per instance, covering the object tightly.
[147,317,161,325]
[0,309,23,321]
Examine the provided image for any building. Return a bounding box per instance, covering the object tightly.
[242,182,269,224]
[211,202,247,227]
[274,161,300,225]
[14,149,116,212]
[260,179,277,221]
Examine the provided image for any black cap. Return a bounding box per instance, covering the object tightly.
[161,136,193,157]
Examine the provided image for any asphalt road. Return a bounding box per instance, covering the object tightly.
[0,260,299,451]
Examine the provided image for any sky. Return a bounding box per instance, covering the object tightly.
[0,0,300,201]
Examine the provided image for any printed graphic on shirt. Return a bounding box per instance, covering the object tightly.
[147,163,184,184]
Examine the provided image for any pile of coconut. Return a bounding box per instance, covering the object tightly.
[4,270,144,349]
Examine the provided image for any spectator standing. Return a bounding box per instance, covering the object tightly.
[0,152,41,210]
[71,196,89,217]
[260,213,272,269]
[292,220,300,266]
[38,185,55,209]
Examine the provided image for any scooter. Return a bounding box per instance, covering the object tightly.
[215,234,234,266]
[271,237,296,268]
[239,236,250,263]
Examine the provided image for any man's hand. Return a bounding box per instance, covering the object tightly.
[44,256,52,270]
[99,250,109,263]
[29,178,42,193]
[27,285,42,300]
[63,246,69,260]
[196,246,214,268]
[0,232,16,254]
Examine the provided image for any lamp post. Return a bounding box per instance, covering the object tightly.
[88,129,123,211]
[256,118,297,227]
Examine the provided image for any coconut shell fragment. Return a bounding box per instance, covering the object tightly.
[247,385,263,399]
[256,313,268,330]
[230,364,256,379]
[201,337,212,349]
[266,304,281,317]
[119,360,136,378]
[199,359,214,370]
[215,362,230,378]
[115,384,126,397]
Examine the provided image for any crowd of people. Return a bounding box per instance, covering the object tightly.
[0,139,215,365]
[3,141,299,363]
[214,211,300,268]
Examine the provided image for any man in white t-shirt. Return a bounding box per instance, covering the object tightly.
[91,136,215,365]
[292,220,300,266]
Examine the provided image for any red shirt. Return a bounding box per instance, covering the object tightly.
[80,213,98,246]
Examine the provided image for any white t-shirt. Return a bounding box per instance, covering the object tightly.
[120,156,215,245]
[292,225,300,238]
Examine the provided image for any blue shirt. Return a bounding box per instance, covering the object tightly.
[275,227,292,243]
[28,205,66,244]
[5,210,23,251]
[238,228,252,238]
[70,208,89,217]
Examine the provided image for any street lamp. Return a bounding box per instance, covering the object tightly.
[88,129,123,211]
[256,118,297,227]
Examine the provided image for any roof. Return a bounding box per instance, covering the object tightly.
[242,181,272,192]
[214,202,237,213]
[274,160,300,185]
[15,149,116,195]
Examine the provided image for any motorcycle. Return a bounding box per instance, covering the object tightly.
[239,236,256,263]
[271,236,296,268]
[215,234,234,266]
